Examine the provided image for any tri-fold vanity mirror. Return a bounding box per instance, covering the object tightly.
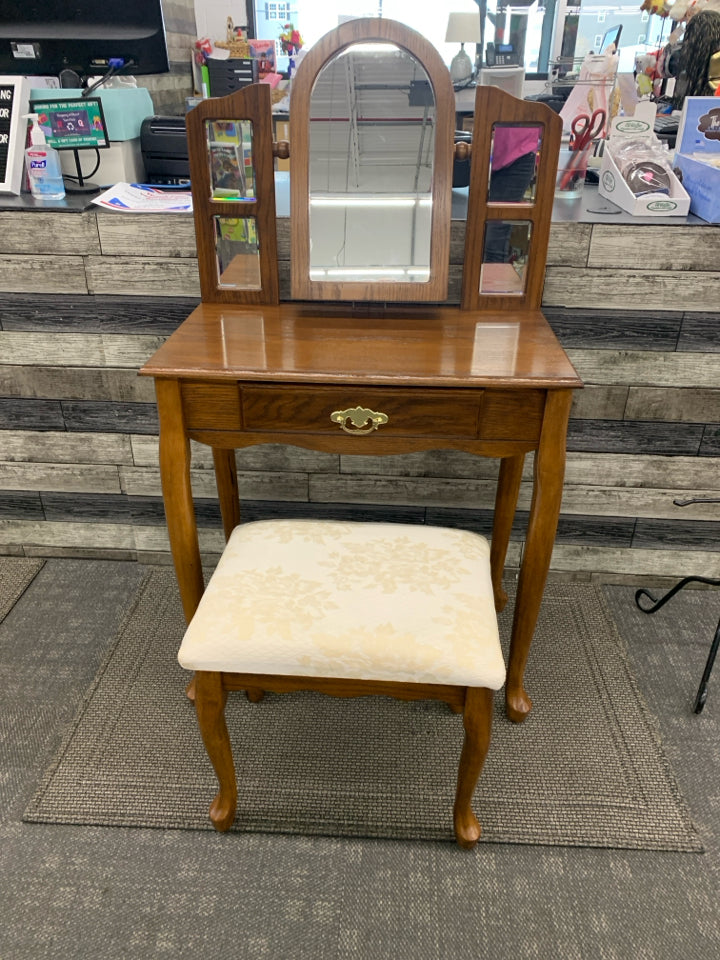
[185,16,561,311]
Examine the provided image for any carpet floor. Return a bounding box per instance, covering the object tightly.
[2,558,719,960]
[23,565,701,851]
[0,557,43,620]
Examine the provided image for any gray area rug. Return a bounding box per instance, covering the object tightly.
[24,567,701,851]
[0,558,44,622]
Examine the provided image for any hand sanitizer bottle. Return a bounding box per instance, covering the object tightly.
[23,114,66,200]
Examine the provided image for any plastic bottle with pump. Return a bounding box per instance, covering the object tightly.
[23,114,66,200]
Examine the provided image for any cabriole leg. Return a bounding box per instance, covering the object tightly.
[195,671,237,831]
[454,687,494,849]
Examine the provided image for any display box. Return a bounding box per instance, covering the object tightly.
[30,87,154,141]
[598,102,690,217]
[672,97,720,223]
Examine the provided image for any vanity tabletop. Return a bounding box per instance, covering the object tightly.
[141,303,582,391]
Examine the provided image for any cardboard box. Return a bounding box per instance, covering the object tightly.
[672,97,720,223]
[598,102,690,217]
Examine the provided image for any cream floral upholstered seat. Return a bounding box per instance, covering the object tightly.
[179,519,506,849]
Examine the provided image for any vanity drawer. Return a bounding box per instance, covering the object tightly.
[241,385,483,439]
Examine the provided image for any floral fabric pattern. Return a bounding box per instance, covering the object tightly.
[178,519,505,689]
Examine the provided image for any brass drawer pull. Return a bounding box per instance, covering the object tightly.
[330,405,389,435]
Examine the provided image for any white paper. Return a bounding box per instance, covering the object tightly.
[91,182,193,213]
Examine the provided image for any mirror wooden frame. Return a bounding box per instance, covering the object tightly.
[289,18,454,303]
[461,87,562,312]
[185,83,280,304]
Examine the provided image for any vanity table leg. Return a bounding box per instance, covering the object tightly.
[212,447,241,541]
[506,389,572,723]
[156,379,205,623]
[490,454,524,612]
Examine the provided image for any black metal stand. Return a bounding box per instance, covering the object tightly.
[635,576,720,714]
[62,148,100,195]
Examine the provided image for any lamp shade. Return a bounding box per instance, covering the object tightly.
[445,12,482,44]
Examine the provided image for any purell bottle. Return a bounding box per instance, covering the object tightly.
[23,114,66,199]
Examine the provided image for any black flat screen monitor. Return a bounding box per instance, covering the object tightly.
[0,2,169,78]
[600,25,622,54]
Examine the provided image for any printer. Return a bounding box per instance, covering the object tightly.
[140,116,190,185]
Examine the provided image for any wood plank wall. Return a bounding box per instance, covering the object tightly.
[0,210,718,579]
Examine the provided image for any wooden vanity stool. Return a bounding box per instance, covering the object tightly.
[178,518,506,848]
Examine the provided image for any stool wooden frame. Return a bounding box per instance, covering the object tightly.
[196,671,495,849]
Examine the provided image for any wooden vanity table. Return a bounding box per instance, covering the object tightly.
[140,18,582,723]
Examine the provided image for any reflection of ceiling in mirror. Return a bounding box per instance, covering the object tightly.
[309,43,436,195]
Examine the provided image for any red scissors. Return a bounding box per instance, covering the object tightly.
[571,109,606,151]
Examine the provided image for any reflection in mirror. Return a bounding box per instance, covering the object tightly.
[308,42,435,284]
[487,124,542,204]
[206,120,255,201]
[480,220,532,295]
[214,216,262,289]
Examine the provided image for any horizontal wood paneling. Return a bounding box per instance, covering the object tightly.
[545,308,682,352]
[0,398,64,430]
[339,450,720,490]
[311,475,500,509]
[549,545,720,578]
[677,313,720,353]
[119,466,309,501]
[0,462,121,494]
[96,213,198,258]
[0,365,156,403]
[700,426,720,457]
[310,473,720,521]
[1,209,719,575]
[546,222,592,267]
[0,332,164,368]
[129,436,339,472]
[425,506,635,548]
[588,225,720,271]
[544,267,720,311]
[1,430,132,464]
[563,453,720,489]
[625,387,720,423]
[134,525,226,553]
[570,384,628,420]
[0,491,43,520]
[60,401,159,435]
[559,485,720,521]
[0,519,135,549]
[0,293,196,334]
[567,420,703,456]
[0,256,88,294]
[0,212,100,255]
[633,517,720,551]
[567,349,720,388]
[84,256,201,297]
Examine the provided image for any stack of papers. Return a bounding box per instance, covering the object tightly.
[92,182,193,213]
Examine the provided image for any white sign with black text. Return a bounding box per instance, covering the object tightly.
[0,76,31,194]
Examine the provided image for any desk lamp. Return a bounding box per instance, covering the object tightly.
[445,12,482,84]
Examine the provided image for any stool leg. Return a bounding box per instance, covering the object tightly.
[195,671,237,831]
[454,687,494,849]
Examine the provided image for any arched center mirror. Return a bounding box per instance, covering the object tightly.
[290,19,454,302]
